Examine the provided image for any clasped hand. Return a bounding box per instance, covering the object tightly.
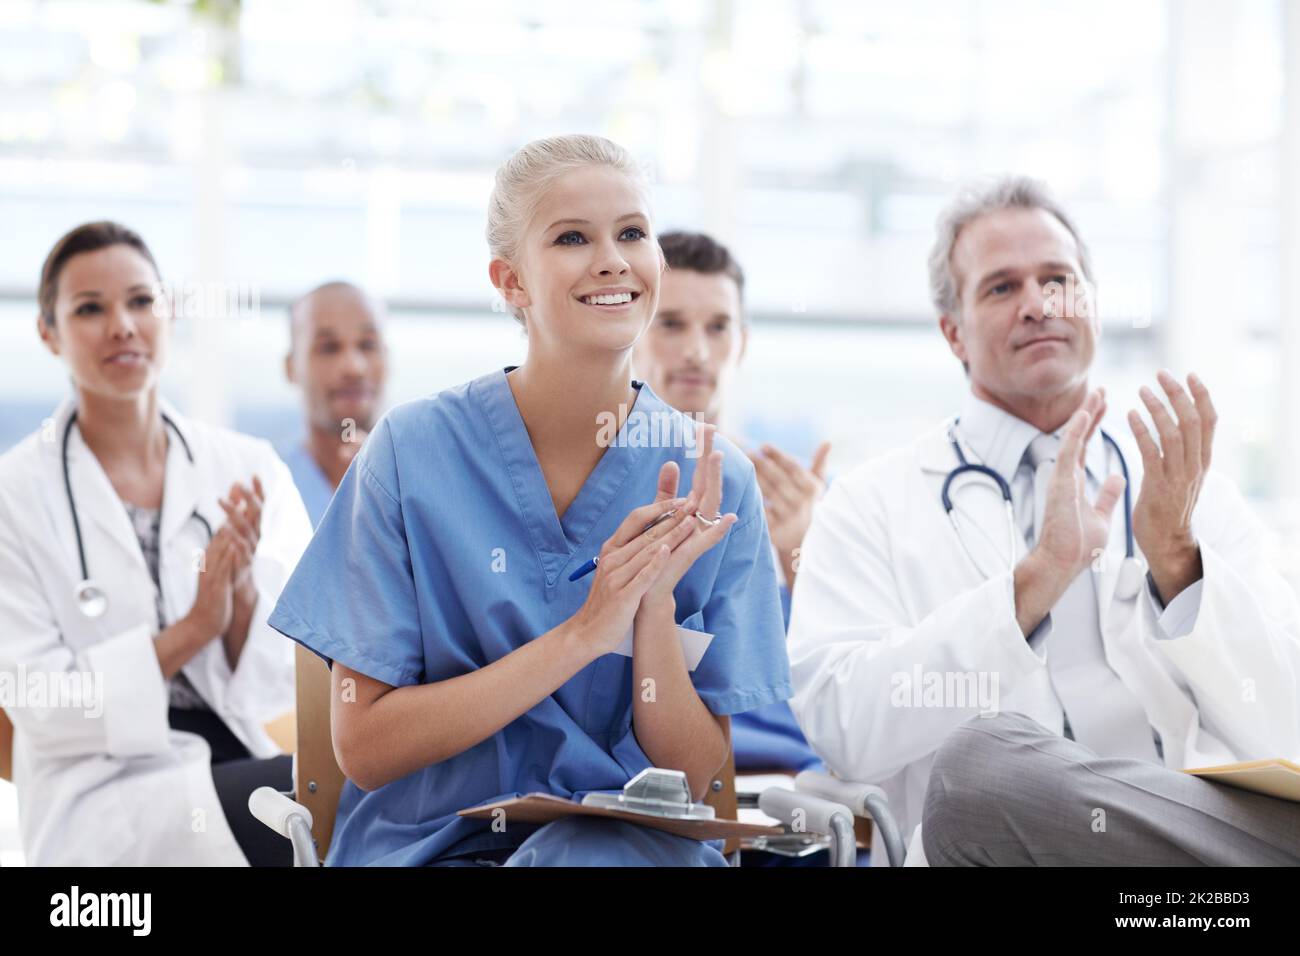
[1032,372,1214,604]
[570,425,737,657]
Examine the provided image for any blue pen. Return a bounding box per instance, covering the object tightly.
[568,508,681,582]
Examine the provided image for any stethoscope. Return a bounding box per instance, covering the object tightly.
[63,410,213,619]
[940,418,1144,600]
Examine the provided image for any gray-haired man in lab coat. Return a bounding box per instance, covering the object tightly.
[787,176,1300,865]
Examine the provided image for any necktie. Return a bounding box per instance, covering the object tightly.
[1023,434,1159,762]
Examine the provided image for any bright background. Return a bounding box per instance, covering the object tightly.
[3,0,1300,865]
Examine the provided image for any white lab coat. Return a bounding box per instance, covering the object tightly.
[0,397,313,865]
[787,418,1300,864]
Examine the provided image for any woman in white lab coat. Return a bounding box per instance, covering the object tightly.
[0,221,313,865]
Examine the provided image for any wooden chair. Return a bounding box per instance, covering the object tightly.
[290,644,346,860]
[0,709,13,783]
[706,746,742,857]
[285,643,743,864]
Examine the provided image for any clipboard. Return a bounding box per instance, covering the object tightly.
[458,793,782,840]
[458,770,782,841]
[1184,758,1300,803]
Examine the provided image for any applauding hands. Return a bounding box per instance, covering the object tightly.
[569,423,738,657]
[1031,388,1127,583]
[1014,372,1215,636]
[748,440,831,585]
[188,476,264,640]
[1127,370,1215,604]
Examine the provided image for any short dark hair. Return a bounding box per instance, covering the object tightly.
[287,280,378,349]
[38,221,160,327]
[658,231,745,304]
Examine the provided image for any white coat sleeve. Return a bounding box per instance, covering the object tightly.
[1145,472,1300,760]
[787,474,1046,784]
[0,492,170,759]
[204,445,313,723]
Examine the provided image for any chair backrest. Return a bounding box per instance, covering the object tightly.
[704,742,740,856]
[0,708,13,782]
[293,644,345,862]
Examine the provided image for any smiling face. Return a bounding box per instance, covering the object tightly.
[634,267,746,419]
[939,206,1099,411]
[491,165,662,355]
[287,285,387,434]
[38,244,168,401]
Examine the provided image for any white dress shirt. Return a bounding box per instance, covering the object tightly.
[955,393,1204,641]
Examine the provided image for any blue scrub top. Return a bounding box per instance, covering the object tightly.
[268,368,792,866]
[277,439,336,529]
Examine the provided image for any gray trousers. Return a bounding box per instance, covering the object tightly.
[922,712,1300,866]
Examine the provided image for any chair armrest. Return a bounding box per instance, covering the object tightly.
[249,786,319,867]
[793,770,906,866]
[757,787,857,867]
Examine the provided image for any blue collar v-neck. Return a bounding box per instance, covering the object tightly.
[474,367,666,587]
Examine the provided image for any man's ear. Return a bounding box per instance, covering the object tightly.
[36,315,59,357]
[283,352,297,385]
[489,258,530,313]
[738,321,749,364]
[938,313,967,365]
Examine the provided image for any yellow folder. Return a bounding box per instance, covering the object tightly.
[1184,758,1300,803]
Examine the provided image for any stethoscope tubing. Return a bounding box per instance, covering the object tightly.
[943,419,1135,563]
[62,409,212,590]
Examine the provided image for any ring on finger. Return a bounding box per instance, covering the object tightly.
[694,512,724,527]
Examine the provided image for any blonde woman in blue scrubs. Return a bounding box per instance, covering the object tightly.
[268,135,792,866]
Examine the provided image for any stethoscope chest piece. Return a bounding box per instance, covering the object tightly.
[74,579,109,619]
[62,408,204,624]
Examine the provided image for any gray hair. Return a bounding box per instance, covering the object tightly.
[927,175,1094,315]
[487,134,650,323]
